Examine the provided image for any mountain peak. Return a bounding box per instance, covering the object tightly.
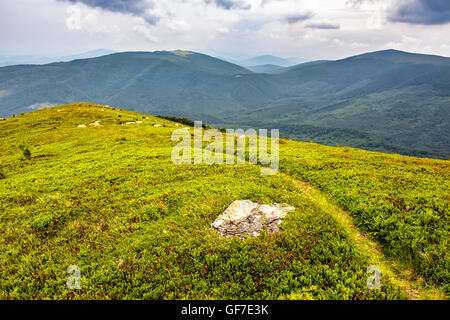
[171,50,195,56]
[347,48,449,62]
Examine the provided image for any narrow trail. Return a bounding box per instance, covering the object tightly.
[280,173,445,300]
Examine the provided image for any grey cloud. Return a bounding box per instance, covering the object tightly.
[60,0,160,24]
[205,0,251,10]
[285,12,314,24]
[305,23,340,30]
[388,0,450,25]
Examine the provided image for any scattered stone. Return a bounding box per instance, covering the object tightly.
[77,124,86,128]
[211,200,295,239]
[175,123,180,127]
[153,124,163,127]
[89,120,100,126]
[124,121,144,125]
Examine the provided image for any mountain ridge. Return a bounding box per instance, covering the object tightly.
[0,49,115,67]
[0,49,448,159]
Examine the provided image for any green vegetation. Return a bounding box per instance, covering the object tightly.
[1,49,449,158]
[156,115,209,129]
[4,103,444,299]
[223,122,444,159]
[19,143,31,160]
[279,142,449,293]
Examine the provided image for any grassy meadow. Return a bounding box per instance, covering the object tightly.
[280,142,449,292]
[0,103,447,299]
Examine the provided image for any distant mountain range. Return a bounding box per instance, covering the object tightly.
[0,49,115,67]
[0,49,448,158]
[236,55,301,67]
[223,55,304,73]
[246,60,331,74]
[245,64,287,74]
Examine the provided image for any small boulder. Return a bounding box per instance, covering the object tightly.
[211,200,295,239]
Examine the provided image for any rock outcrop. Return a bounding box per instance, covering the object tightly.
[211,200,295,239]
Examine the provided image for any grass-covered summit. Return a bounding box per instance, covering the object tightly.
[0,103,447,299]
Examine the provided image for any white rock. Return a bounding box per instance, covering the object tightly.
[211,200,295,239]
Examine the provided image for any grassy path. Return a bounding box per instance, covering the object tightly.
[280,173,445,300]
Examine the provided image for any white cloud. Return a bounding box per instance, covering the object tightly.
[133,25,159,43]
[0,0,449,60]
[384,34,423,51]
[165,19,191,32]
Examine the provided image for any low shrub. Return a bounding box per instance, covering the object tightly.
[19,143,31,160]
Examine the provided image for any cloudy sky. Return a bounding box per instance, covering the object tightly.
[1,0,449,60]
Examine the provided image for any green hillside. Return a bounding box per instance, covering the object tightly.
[0,50,280,118]
[0,103,448,299]
[246,64,286,74]
[227,50,450,158]
[0,49,449,159]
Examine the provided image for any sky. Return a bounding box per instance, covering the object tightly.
[0,0,449,61]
